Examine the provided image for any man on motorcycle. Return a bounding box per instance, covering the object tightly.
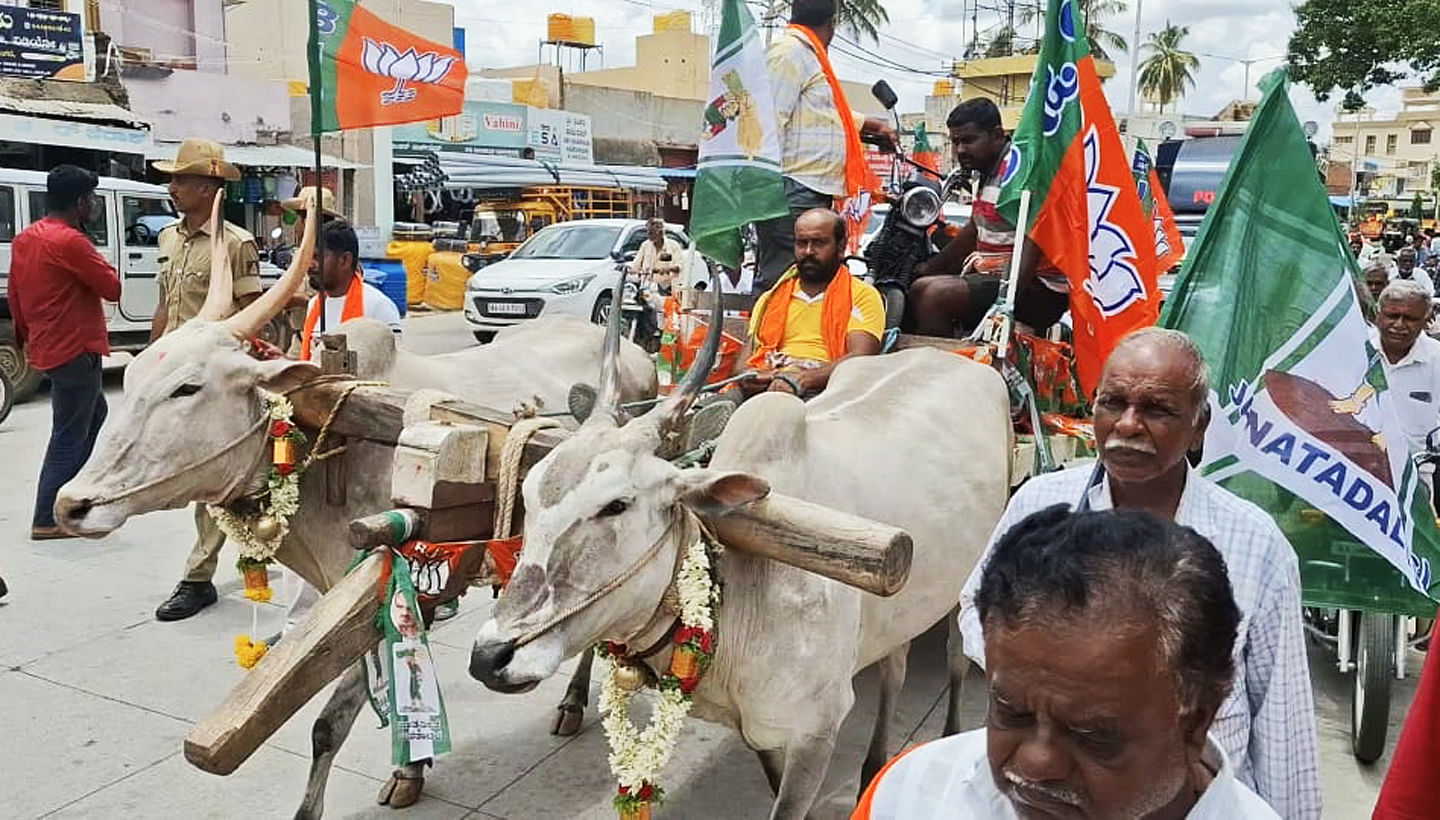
[741,208,882,398]
[906,99,1070,337]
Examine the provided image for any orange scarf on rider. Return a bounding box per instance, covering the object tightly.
[300,274,365,360]
[747,266,854,369]
[788,24,880,201]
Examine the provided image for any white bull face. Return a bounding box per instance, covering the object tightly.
[469,421,767,693]
[55,321,317,536]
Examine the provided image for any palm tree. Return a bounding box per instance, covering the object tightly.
[1019,0,1130,62]
[770,0,890,43]
[1137,22,1200,112]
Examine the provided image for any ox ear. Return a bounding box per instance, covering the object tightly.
[674,469,771,517]
[250,357,321,395]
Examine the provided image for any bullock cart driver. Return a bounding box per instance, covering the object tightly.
[859,507,1280,819]
[1371,280,1440,508]
[150,137,264,623]
[740,207,883,399]
[957,328,1321,819]
[906,98,1069,337]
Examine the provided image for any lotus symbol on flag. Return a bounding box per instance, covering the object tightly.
[361,38,456,106]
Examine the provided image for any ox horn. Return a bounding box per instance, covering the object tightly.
[195,190,234,322]
[224,190,319,339]
[588,262,631,426]
[648,262,725,433]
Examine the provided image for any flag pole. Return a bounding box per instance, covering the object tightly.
[996,189,1032,362]
[308,0,325,336]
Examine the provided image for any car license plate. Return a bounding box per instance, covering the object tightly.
[486,301,527,316]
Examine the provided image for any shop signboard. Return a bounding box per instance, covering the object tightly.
[394,101,528,155]
[526,108,594,165]
[0,4,90,82]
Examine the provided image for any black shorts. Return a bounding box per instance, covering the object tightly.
[963,274,1071,331]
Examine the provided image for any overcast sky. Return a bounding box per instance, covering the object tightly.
[446,0,1408,142]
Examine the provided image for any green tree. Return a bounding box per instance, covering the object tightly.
[1138,23,1200,112]
[1412,192,1426,219]
[1288,0,1440,101]
[1020,0,1130,62]
[985,25,1017,59]
[771,0,890,43]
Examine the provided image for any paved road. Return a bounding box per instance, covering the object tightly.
[0,312,1423,818]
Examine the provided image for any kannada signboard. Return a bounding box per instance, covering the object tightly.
[0,4,89,82]
[393,101,528,155]
[526,108,593,165]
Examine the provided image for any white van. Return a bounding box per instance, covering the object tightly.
[0,169,283,400]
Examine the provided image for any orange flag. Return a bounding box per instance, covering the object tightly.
[311,0,466,132]
[1149,166,1185,272]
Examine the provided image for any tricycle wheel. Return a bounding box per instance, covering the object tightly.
[0,334,41,402]
[1352,612,1394,763]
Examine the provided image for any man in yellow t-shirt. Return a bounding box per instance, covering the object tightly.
[743,208,883,398]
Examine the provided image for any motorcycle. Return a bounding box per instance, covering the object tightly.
[856,80,969,335]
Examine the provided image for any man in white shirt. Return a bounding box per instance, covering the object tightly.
[1373,280,1440,500]
[1392,247,1435,297]
[300,219,402,361]
[858,508,1278,819]
[957,329,1321,819]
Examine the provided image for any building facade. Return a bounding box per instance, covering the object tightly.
[1332,89,1440,206]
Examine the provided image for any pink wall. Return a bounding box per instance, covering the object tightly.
[99,0,227,72]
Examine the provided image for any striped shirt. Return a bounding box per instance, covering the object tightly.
[766,29,864,197]
[856,729,1279,819]
[957,465,1322,820]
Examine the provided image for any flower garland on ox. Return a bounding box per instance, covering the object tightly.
[209,391,308,668]
[595,535,719,819]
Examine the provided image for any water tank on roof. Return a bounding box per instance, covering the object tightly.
[654,11,691,33]
[548,13,596,46]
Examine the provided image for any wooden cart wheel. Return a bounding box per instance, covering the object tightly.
[1352,612,1395,763]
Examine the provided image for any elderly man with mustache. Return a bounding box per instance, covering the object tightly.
[957,328,1320,819]
[859,507,1278,819]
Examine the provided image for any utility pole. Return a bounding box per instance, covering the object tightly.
[1126,0,1142,116]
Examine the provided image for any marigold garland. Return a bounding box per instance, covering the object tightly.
[596,536,719,816]
[233,634,268,669]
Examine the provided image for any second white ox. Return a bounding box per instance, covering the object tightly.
[469,309,1013,818]
[53,193,656,818]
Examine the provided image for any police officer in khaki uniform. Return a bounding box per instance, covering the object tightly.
[150,138,264,621]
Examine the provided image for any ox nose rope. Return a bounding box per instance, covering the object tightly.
[80,376,379,510]
[509,508,687,651]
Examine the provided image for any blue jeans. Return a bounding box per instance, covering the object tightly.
[34,353,107,528]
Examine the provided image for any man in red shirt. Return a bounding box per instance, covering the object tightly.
[9,165,121,540]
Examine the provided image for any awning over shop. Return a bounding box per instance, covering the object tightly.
[658,168,697,179]
[145,142,366,170]
[1330,195,1354,208]
[407,153,667,193]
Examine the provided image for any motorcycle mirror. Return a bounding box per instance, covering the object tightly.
[270,227,284,241]
[871,80,899,111]
[1428,426,1440,454]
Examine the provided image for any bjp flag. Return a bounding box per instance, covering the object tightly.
[995,0,1161,395]
[1133,138,1186,272]
[309,0,466,132]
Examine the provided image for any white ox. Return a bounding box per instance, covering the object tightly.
[468,314,1013,818]
[53,193,656,818]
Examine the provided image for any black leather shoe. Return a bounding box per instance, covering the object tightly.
[155,581,218,621]
[0,575,7,600]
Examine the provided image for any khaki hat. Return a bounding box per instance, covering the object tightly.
[152,137,241,182]
[281,186,343,219]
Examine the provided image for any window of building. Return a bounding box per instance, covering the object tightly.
[1366,134,1377,154]
[27,0,66,10]
[1387,134,1399,154]
[1335,135,1354,144]
[1414,129,1432,145]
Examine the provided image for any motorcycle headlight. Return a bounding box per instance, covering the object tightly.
[550,275,595,295]
[898,187,942,228]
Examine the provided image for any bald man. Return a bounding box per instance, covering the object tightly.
[957,328,1321,819]
[742,208,883,399]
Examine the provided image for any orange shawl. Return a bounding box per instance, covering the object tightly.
[788,23,880,201]
[300,274,364,360]
[748,267,854,368]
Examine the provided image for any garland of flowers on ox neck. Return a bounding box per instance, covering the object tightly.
[208,383,373,568]
[592,516,722,816]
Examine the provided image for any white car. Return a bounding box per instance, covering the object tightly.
[462,218,696,340]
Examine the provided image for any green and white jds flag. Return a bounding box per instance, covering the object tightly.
[689,0,788,269]
[1163,71,1440,603]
